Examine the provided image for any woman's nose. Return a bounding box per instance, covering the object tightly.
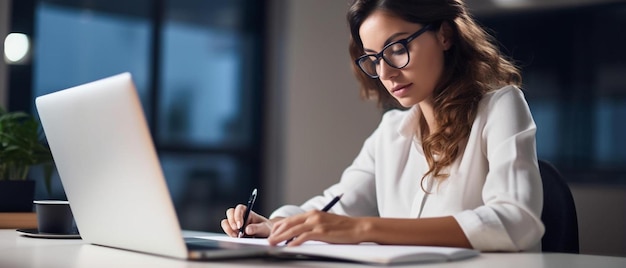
[377,60,398,80]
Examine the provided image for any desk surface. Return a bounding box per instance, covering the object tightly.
[1,229,625,268]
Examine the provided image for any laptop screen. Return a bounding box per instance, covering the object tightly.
[36,73,188,259]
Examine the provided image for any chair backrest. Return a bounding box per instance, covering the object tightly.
[538,160,579,253]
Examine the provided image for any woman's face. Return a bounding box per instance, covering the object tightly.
[359,10,450,107]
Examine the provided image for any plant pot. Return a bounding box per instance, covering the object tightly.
[0,180,36,212]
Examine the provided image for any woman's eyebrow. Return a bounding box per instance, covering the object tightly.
[363,32,409,54]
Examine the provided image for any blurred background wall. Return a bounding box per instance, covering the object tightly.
[0,0,9,107]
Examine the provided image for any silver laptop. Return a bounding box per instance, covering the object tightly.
[35,72,266,260]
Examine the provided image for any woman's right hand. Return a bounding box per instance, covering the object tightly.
[221,204,275,238]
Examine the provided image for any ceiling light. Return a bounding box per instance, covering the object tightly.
[4,33,31,64]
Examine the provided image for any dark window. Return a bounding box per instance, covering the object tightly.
[477,3,626,184]
[8,0,266,232]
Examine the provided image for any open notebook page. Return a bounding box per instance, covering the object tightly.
[196,236,327,246]
[195,236,479,265]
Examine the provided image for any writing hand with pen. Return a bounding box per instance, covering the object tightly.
[221,188,278,239]
[221,188,269,238]
[221,190,360,246]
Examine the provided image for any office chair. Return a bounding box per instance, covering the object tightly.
[538,160,580,253]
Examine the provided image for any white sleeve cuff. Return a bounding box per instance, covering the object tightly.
[269,205,306,219]
[453,208,519,252]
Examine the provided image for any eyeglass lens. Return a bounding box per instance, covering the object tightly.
[358,42,409,78]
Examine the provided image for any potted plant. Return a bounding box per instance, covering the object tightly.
[0,107,54,212]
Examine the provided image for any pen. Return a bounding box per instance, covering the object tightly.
[285,193,343,244]
[238,188,258,238]
[321,193,343,212]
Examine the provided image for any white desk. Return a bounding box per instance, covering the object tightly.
[1,229,625,268]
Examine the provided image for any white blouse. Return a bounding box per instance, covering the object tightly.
[270,85,545,252]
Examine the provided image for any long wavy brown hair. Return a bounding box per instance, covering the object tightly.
[347,0,522,185]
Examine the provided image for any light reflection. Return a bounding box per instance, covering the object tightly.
[492,0,530,8]
[4,32,30,63]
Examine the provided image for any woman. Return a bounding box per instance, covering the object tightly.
[221,0,544,252]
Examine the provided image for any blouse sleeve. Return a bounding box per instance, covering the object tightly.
[453,87,545,251]
[269,124,381,219]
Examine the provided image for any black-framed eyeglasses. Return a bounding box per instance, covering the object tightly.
[355,24,433,79]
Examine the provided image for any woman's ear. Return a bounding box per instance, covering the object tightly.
[437,22,453,51]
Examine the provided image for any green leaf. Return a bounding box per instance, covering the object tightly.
[0,108,55,195]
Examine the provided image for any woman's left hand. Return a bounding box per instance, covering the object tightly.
[267,210,367,246]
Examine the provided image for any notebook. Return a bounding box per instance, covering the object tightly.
[199,236,480,265]
[35,72,479,264]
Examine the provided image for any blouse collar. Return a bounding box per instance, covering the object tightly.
[397,105,423,142]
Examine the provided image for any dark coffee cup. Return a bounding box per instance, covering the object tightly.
[34,200,75,234]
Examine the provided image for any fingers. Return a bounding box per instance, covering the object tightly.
[223,205,248,237]
[283,231,321,246]
[244,222,272,237]
[223,207,239,237]
[234,204,248,229]
[221,219,238,237]
[222,205,273,238]
[268,214,310,246]
[268,211,356,246]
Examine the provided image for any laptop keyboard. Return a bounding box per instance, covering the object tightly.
[186,242,222,250]
[184,237,270,259]
[185,237,267,250]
